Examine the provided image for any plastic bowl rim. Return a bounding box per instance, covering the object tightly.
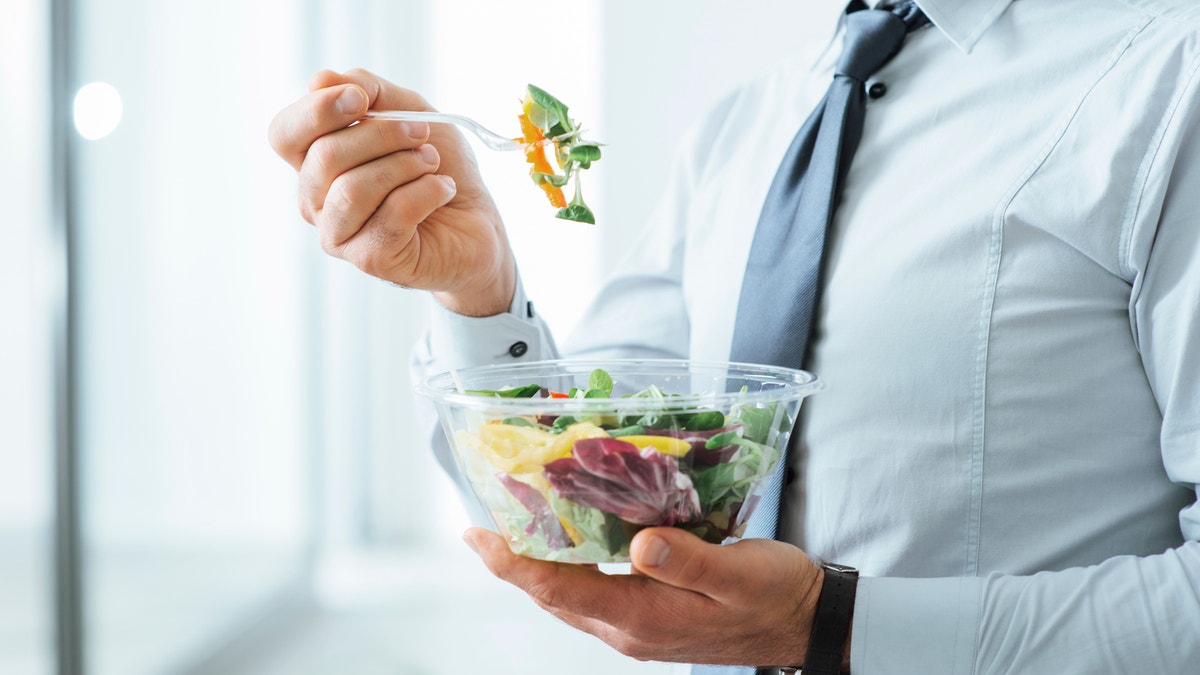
[415,357,825,413]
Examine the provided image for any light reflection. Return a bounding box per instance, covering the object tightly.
[73,82,122,140]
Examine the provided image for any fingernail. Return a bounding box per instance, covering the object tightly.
[641,535,671,567]
[462,530,480,553]
[401,120,429,140]
[416,144,438,165]
[334,86,364,115]
[439,175,456,191]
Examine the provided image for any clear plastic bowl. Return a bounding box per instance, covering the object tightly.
[416,359,823,563]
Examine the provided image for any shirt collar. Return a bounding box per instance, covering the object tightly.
[913,0,1016,53]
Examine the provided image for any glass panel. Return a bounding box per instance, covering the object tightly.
[0,1,55,673]
[71,2,314,673]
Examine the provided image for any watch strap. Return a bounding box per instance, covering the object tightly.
[801,563,858,674]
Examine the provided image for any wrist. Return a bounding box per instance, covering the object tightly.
[432,251,516,318]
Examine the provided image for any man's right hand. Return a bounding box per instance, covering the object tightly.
[268,69,516,317]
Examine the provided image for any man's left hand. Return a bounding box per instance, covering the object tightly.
[464,525,824,667]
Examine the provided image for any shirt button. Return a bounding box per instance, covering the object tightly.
[867,81,888,99]
[508,341,529,358]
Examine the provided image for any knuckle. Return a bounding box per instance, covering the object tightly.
[296,172,328,224]
[355,230,402,278]
[306,137,339,175]
[317,227,342,255]
[357,252,387,279]
[266,117,288,156]
[325,174,359,212]
[609,634,647,660]
[527,581,565,610]
[523,568,566,607]
[297,193,316,224]
[307,69,337,91]
[382,187,423,226]
[267,110,308,164]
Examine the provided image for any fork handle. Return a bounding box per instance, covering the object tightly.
[361,110,523,151]
[362,110,464,124]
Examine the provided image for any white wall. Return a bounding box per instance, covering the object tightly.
[597,1,841,263]
[0,3,55,674]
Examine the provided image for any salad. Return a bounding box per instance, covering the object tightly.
[457,368,792,563]
[516,85,602,224]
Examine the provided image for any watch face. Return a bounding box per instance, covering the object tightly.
[822,562,859,576]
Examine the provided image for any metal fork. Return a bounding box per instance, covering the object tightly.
[362,110,525,151]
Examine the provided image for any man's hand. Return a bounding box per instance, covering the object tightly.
[464,526,826,668]
[268,69,515,317]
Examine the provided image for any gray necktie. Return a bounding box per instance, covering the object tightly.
[708,2,928,673]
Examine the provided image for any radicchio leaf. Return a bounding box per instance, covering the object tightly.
[543,437,701,526]
[498,474,573,550]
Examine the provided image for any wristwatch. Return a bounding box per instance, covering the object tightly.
[796,562,859,674]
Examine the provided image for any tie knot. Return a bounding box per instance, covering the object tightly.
[836,2,924,81]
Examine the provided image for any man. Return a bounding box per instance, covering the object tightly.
[269,0,1200,671]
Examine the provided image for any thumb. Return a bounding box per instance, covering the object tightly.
[323,67,434,114]
[630,527,782,601]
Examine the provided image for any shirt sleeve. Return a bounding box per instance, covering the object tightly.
[851,56,1200,675]
[416,268,560,374]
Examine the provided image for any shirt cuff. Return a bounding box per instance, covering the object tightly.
[851,576,982,675]
[424,275,557,372]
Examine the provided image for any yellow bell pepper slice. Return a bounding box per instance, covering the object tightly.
[464,421,610,475]
[616,435,693,458]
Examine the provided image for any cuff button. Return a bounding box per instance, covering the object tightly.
[508,341,529,358]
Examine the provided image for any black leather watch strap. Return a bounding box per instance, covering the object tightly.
[801,563,859,674]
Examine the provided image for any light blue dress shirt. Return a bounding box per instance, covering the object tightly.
[414,0,1200,671]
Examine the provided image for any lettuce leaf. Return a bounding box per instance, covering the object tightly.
[691,435,780,511]
[547,492,631,558]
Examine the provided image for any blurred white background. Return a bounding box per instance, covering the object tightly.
[1,1,832,673]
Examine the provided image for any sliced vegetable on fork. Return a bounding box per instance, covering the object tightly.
[517,84,603,224]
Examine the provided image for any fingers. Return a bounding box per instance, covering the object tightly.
[296,109,432,216]
[319,143,441,230]
[332,173,457,278]
[268,82,369,171]
[630,528,797,603]
[308,69,343,92]
[273,67,447,259]
[305,136,440,242]
[269,67,434,173]
[463,528,663,623]
[463,527,607,603]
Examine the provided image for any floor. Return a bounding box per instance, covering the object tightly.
[0,533,304,675]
